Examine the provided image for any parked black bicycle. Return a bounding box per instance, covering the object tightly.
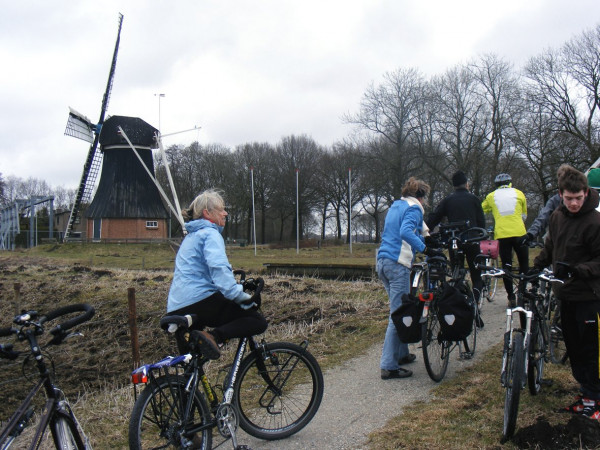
[128,273,324,449]
[0,303,95,449]
[410,222,488,382]
[476,261,564,441]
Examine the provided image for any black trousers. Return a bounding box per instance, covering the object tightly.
[498,236,529,297]
[561,299,600,400]
[168,291,268,343]
[450,243,483,302]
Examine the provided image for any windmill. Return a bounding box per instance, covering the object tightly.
[63,13,123,240]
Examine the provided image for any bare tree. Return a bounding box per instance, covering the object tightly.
[234,142,276,244]
[271,135,322,241]
[344,68,428,197]
[524,24,600,165]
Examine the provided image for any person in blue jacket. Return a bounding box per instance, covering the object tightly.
[377,177,441,379]
[167,189,268,359]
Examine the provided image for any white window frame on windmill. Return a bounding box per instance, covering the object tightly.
[146,221,158,229]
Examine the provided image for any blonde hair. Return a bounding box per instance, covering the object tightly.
[182,189,225,221]
[401,177,430,199]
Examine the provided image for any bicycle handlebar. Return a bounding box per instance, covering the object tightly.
[431,225,488,248]
[43,303,95,339]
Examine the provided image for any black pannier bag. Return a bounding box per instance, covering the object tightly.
[391,293,425,344]
[437,282,475,341]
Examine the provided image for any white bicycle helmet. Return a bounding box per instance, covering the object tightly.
[494,173,512,187]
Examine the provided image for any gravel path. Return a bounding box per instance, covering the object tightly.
[237,286,510,449]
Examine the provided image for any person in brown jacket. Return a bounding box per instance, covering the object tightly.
[533,164,600,418]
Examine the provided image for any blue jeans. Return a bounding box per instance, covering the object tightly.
[377,258,411,371]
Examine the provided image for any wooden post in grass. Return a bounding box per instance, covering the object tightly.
[13,283,21,315]
[128,287,140,369]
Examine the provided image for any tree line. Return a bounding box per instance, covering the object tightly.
[155,25,600,243]
[2,24,599,244]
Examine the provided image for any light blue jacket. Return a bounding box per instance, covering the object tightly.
[377,197,426,268]
[167,219,249,312]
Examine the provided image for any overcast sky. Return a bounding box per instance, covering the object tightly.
[1,0,599,190]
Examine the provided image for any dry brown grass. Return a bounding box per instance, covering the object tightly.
[0,252,387,449]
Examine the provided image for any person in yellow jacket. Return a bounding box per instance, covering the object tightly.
[482,173,529,305]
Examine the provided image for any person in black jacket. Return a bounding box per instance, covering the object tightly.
[426,171,486,313]
[533,165,600,417]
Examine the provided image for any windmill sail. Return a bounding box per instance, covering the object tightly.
[64,108,94,143]
[64,13,124,240]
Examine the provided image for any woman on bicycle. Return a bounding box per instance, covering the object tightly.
[377,177,440,380]
[167,189,268,359]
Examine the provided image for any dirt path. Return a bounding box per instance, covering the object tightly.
[238,286,509,449]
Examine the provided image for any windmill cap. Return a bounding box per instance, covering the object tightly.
[588,168,600,189]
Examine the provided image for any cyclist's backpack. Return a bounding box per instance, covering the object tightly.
[437,281,475,341]
[391,293,425,344]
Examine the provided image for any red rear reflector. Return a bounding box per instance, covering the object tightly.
[131,372,148,384]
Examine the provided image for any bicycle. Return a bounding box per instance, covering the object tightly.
[476,262,563,441]
[128,273,324,449]
[539,275,568,365]
[411,222,488,382]
[0,303,95,449]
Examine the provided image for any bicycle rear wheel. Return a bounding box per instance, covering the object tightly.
[129,374,212,450]
[527,319,545,395]
[549,298,568,364]
[50,411,85,450]
[503,330,525,441]
[235,342,324,440]
[422,312,450,382]
[482,258,498,302]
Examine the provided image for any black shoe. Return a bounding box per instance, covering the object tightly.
[381,368,413,379]
[398,353,417,365]
[476,314,484,329]
[192,330,221,360]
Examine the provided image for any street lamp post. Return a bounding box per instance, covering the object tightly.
[154,93,165,132]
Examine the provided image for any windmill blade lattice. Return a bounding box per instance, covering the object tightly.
[63,13,123,240]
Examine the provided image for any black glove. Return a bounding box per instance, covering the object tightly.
[423,247,444,258]
[424,235,440,248]
[250,292,262,308]
[518,233,533,247]
[554,262,578,280]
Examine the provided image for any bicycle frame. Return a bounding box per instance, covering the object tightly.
[1,318,90,449]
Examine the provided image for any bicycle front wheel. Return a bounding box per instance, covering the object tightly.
[235,342,324,440]
[528,319,545,395]
[129,374,212,450]
[503,331,525,441]
[50,412,85,450]
[422,312,450,382]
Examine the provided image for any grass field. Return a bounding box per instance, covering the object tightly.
[0,242,597,449]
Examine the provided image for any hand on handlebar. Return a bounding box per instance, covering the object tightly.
[423,247,444,258]
[554,262,578,280]
[518,233,532,247]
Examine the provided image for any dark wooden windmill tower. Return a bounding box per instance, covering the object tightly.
[85,115,169,241]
